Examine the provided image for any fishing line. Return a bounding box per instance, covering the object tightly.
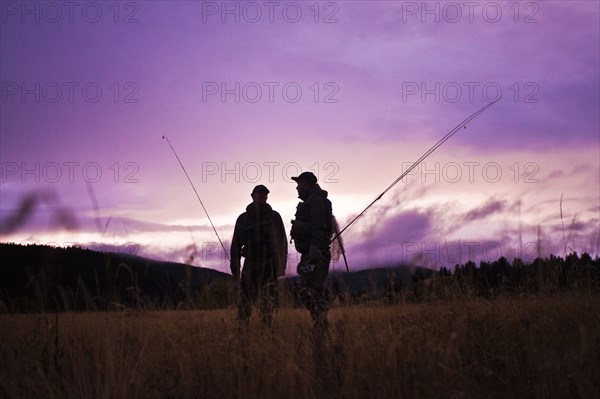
[162,133,230,262]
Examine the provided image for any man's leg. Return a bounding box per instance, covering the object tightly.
[258,260,276,327]
[238,261,257,324]
[299,251,331,330]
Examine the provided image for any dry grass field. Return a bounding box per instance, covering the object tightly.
[1,295,599,399]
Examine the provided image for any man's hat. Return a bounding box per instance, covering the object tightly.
[291,171,318,184]
[251,184,270,194]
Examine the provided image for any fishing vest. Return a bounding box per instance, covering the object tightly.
[291,190,333,253]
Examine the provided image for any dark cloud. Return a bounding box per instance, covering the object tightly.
[347,209,432,265]
[547,170,564,179]
[464,199,507,222]
[550,217,598,235]
[0,195,228,238]
[569,164,595,176]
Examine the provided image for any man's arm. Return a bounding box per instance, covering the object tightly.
[230,215,244,279]
[272,211,288,276]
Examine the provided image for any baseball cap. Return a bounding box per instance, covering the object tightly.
[291,171,318,184]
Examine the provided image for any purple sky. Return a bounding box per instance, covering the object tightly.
[1,1,599,274]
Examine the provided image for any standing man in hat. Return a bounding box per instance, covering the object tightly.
[290,172,333,331]
[230,184,288,326]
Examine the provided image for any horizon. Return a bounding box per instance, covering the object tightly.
[1,1,599,275]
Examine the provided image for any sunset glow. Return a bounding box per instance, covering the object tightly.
[1,1,598,273]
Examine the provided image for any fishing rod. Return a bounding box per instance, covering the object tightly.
[331,97,502,244]
[162,134,230,262]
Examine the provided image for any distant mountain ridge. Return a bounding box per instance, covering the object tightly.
[3,243,598,312]
[0,243,423,312]
[0,243,232,312]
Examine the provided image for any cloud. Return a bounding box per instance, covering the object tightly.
[464,199,508,222]
[547,170,564,179]
[344,209,433,268]
[0,190,230,238]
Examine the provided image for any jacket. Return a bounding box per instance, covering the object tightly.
[230,203,288,278]
[290,184,333,253]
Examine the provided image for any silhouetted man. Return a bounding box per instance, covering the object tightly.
[230,185,287,326]
[290,172,333,331]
